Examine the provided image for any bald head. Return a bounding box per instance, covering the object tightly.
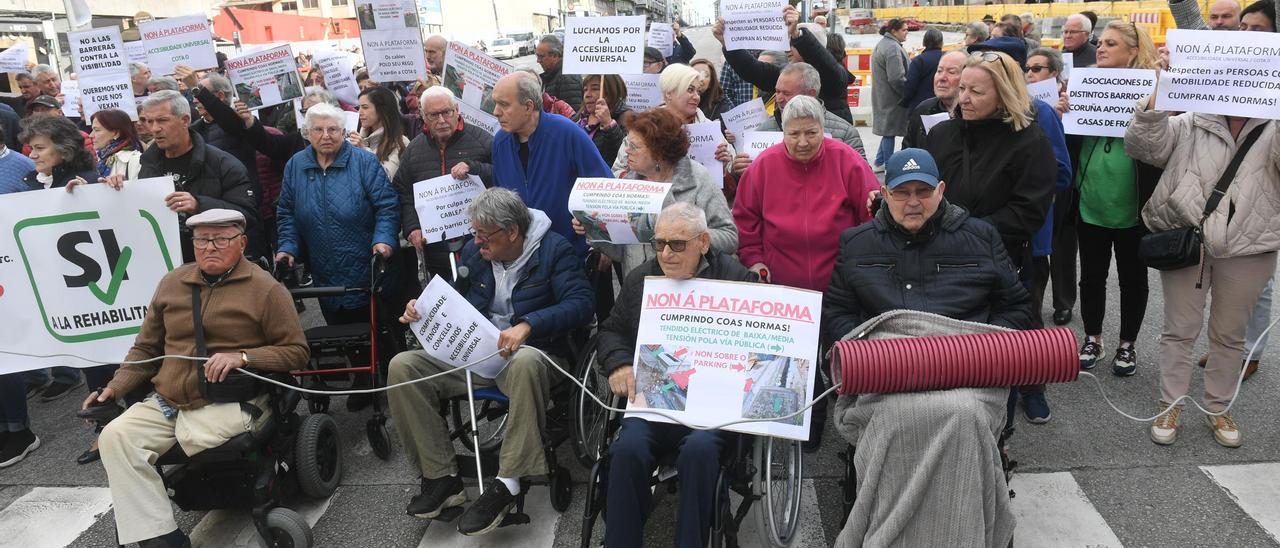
[425,35,448,74]
[933,50,968,105]
[492,72,542,138]
[1209,0,1242,29]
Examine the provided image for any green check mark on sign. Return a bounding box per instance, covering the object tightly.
[87,246,133,306]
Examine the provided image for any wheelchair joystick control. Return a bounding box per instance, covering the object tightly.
[77,398,124,426]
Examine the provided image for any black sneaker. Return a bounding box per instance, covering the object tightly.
[0,430,40,468]
[40,378,84,402]
[1079,340,1104,370]
[457,479,516,536]
[1021,392,1051,424]
[1113,346,1137,377]
[24,381,48,400]
[406,475,467,519]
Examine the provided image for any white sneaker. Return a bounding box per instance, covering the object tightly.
[873,163,886,173]
[1150,405,1180,445]
[1207,413,1242,448]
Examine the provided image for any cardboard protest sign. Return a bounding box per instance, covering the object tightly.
[741,130,783,160]
[60,80,81,118]
[69,26,127,78]
[568,178,673,245]
[138,15,219,75]
[443,41,512,115]
[413,174,485,242]
[1061,53,1073,81]
[1063,68,1157,138]
[79,73,138,121]
[920,111,950,135]
[312,50,359,106]
[0,178,181,373]
[408,276,508,379]
[722,98,768,141]
[458,101,500,135]
[0,42,29,72]
[1028,78,1059,105]
[686,122,726,187]
[356,0,428,82]
[564,16,646,75]
[1156,29,1280,119]
[648,22,674,57]
[721,0,789,52]
[226,44,303,110]
[124,41,147,63]
[625,277,822,440]
[622,74,663,112]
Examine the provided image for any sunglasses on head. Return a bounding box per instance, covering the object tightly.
[970,51,1002,64]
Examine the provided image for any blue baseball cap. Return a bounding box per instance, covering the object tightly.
[885,148,941,189]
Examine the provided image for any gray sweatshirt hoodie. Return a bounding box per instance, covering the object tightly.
[488,208,553,329]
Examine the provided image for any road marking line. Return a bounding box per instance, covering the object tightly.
[416,485,558,547]
[1009,472,1123,548]
[0,486,112,548]
[189,494,334,547]
[1202,463,1280,544]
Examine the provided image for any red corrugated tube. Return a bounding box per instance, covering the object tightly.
[830,328,1079,395]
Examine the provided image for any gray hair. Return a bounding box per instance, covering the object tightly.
[201,73,234,101]
[303,88,340,108]
[467,187,532,237]
[31,64,57,79]
[141,89,190,118]
[304,102,345,131]
[538,34,563,56]
[779,62,821,95]
[965,22,990,42]
[1019,12,1035,26]
[128,61,149,77]
[656,202,708,235]
[1065,13,1093,34]
[146,76,180,91]
[511,71,542,109]
[758,51,788,67]
[798,23,827,47]
[1028,48,1065,81]
[781,95,825,129]
[14,72,31,82]
[420,85,459,108]
[18,115,93,171]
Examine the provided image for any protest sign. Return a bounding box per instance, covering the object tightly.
[342,111,360,133]
[722,98,768,141]
[564,16,646,75]
[568,178,673,245]
[1156,29,1280,119]
[312,50,359,106]
[356,0,428,82]
[648,22,674,57]
[139,14,219,75]
[1061,53,1073,81]
[920,111,950,135]
[458,101,500,135]
[443,41,512,115]
[1028,78,1059,105]
[124,41,147,63]
[79,73,138,121]
[1063,68,1157,138]
[69,26,126,78]
[625,277,821,440]
[622,74,663,112]
[60,80,81,118]
[412,174,485,242]
[0,178,181,373]
[408,276,508,379]
[741,130,783,160]
[721,0,789,52]
[226,44,303,110]
[686,122,726,186]
[0,42,29,72]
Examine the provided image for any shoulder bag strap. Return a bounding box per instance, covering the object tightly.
[191,285,207,358]
[1201,124,1267,224]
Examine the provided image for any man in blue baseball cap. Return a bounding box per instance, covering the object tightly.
[822,148,1031,546]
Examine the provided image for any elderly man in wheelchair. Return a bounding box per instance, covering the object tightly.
[84,209,310,548]
[823,150,1032,548]
[595,202,755,547]
[387,187,594,536]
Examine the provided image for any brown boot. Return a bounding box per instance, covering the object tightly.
[1197,354,1208,368]
[1243,360,1260,381]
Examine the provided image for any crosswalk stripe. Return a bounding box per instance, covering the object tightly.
[0,486,113,548]
[1202,463,1280,544]
[188,493,334,547]
[1009,472,1123,548]
[416,485,558,547]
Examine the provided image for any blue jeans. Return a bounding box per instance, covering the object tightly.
[0,373,29,431]
[604,418,727,548]
[875,135,897,166]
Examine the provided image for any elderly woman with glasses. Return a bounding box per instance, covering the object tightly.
[597,201,756,548]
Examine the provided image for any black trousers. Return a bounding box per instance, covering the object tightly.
[1077,222,1149,342]
[1049,190,1078,313]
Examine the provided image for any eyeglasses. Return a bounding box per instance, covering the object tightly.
[970,51,1002,64]
[424,109,456,120]
[1026,65,1052,74]
[652,235,703,253]
[308,127,344,136]
[473,227,505,243]
[192,233,244,250]
[1063,29,1089,35]
[887,187,937,201]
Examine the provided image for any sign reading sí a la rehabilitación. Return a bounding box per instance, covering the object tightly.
[1156,29,1280,119]
[0,178,181,373]
[625,278,821,441]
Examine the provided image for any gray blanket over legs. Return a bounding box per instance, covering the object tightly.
[831,311,1016,548]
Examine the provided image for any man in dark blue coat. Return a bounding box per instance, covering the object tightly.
[386,188,594,537]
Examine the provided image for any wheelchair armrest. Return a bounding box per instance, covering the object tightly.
[289,286,364,299]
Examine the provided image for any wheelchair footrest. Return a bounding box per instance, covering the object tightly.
[499,512,531,527]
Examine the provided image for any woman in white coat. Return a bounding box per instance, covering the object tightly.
[348,86,409,179]
[90,109,143,179]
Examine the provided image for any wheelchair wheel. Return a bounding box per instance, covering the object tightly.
[572,336,611,467]
[753,437,804,547]
[367,415,392,461]
[296,414,343,498]
[550,465,572,512]
[450,400,507,454]
[264,507,313,548]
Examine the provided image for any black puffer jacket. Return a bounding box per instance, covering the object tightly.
[901,96,946,150]
[392,122,494,236]
[541,66,584,112]
[597,251,757,376]
[22,164,100,190]
[923,112,1056,261]
[822,202,1033,344]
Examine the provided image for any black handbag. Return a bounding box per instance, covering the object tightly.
[192,285,264,403]
[1139,124,1265,272]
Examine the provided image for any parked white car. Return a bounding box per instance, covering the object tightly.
[490,37,520,59]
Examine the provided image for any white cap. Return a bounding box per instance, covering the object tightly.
[185,208,246,229]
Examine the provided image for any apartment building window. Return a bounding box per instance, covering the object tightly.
[280,1,298,10]
[332,0,348,5]
[301,0,319,8]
